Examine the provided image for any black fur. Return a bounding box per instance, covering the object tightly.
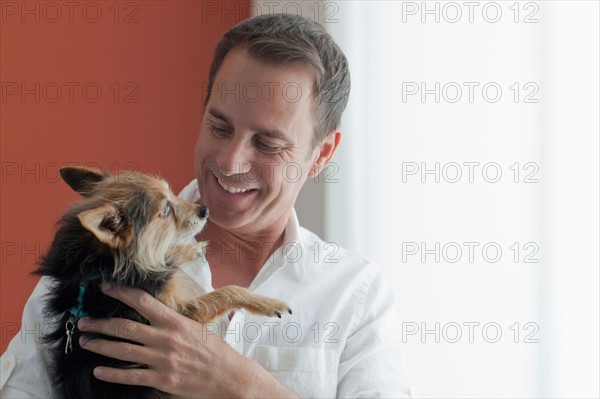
[34,194,173,399]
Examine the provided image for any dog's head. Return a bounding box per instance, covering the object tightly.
[59,166,208,281]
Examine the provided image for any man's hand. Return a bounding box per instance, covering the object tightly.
[77,283,298,398]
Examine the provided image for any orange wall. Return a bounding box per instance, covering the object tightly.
[1,0,250,353]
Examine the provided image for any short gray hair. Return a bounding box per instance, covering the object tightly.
[205,13,351,146]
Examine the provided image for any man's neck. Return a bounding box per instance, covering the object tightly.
[196,219,288,288]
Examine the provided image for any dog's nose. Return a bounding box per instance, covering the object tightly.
[197,206,209,220]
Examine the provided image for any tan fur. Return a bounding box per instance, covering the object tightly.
[165,243,206,266]
[158,270,291,323]
[183,286,292,323]
[78,204,132,249]
[156,272,187,313]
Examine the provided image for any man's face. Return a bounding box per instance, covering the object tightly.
[194,48,320,235]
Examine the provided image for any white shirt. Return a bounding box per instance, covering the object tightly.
[1,180,414,398]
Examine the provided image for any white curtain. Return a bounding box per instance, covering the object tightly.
[324,1,599,398]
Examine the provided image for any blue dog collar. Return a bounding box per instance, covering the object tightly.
[67,273,101,321]
[64,273,101,354]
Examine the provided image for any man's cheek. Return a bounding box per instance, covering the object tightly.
[260,162,280,184]
[279,162,305,186]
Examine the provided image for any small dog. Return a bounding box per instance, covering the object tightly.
[35,166,290,399]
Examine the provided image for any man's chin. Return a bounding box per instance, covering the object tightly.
[209,209,255,231]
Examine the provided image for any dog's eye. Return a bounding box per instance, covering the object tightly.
[162,202,172,218]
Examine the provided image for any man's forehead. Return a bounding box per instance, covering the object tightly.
[214,47,316,97]
[209,49,315,118]
[207,48,316,142]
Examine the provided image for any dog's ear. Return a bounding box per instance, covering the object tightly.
[60,166,110,196]
[77,203,134,249]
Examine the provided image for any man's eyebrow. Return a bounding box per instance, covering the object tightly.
[254,127,290,141]
[207,108,232,125]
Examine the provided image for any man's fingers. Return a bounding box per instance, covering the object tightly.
[92,365,161,388]
[100,284,179,327]
[79,336,159,367]
[77,317,153,344]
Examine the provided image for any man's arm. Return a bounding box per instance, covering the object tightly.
[336,266,415,398]
[1,277,55,398]
[77,283,298,398]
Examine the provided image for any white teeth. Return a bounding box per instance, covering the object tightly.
[218,178,250,194]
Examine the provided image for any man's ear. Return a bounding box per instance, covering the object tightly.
[60,166,110,196]
[77,203,134,249]
[308,131,341,178]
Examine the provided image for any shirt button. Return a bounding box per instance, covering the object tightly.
[2,360,10,371]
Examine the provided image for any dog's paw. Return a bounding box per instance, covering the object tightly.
[249,298,292,318]
[269,306,293,318]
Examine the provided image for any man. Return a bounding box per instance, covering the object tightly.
[1,14,412,398]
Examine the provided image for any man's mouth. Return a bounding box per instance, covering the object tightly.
[215,173,257,194]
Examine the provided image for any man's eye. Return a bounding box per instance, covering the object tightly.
[209,124,231,138]
[162,203,172,218]
[255,140,279,153]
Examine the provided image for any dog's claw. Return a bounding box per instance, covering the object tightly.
[275,310,281,318]
[287,308,292,315]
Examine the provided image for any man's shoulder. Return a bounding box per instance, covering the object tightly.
[296,225,384,279]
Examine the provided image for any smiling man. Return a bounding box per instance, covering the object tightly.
[194,45,335,290]
[1,14,412,398]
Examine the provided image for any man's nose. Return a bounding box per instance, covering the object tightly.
[216,138,254,176]
[197,206,209,220]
